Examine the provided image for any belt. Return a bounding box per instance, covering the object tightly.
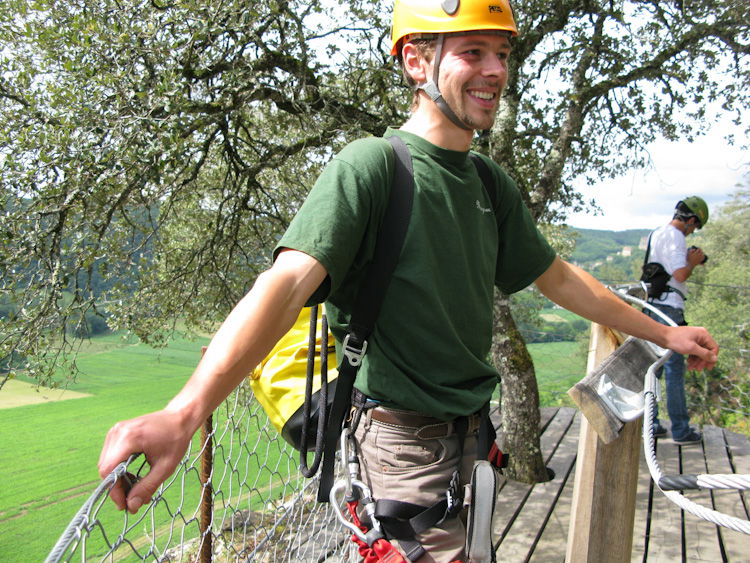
[369,407,482,439]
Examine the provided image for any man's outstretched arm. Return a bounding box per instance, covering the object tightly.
[534,257,718,371]
[97,249,328,513]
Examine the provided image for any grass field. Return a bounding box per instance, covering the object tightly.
[0,379,91,408]
[0,331,586,562]
[529,340,588,406]
[0,332,212,562]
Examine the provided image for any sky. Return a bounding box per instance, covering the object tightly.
[566,123,748,231]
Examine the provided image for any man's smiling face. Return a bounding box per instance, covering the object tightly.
[433,33,511,131]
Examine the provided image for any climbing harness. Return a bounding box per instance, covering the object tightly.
[611,287,750,535]
[328,401,506,562]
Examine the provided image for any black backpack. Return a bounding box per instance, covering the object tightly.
[640,233,671,299]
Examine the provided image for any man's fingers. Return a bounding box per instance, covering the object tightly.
[108,480,128,511]
[123,459,178,514]
[98,410,192,513]
[98,421,138,479]
[687,354,715,372]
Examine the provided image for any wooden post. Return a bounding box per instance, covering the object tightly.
[565,323,642,563]
[199,346,213,563]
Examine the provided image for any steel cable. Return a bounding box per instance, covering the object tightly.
[613,287,750,535]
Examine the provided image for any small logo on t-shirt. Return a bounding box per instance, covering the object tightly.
[476,200,492,214]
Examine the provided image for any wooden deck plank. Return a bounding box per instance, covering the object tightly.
[528,460,575,563]
[495,408,576,562]
[644,436,684,561]
[527,413,580,563]
[495,409,750,563]
[491,408,559,550]
[488,411,750,563]
[493,407,566,542]
[726,428,750,530]
[631,431,658,562]
[726,427,750,475]
[493,408,575,556]
[703,425,749,561]
[680,437,723,562]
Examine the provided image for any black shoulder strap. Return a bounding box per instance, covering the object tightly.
[643,233,653,265]
[347,136,414,341]
[317,135,414,501]
[469,152,498,209]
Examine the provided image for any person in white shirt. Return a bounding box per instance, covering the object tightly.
[644,196,709,445]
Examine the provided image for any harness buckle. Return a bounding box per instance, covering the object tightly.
[444,470,462,521]
[343,334,368,367]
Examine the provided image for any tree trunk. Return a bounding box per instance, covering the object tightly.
[491,291,550,483]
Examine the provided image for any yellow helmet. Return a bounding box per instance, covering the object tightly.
[390,0,518,56]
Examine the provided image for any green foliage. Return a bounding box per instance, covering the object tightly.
[516,305,589,344]
[0,0,404,386]
[686,187,750,430]
[488,1,750,223]
[587,255,645,285]
[67,310,111,338]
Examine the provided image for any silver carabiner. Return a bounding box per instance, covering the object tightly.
[329,479,368,542]
[340,431,361,496]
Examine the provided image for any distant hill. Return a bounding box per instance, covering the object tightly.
[569,228,651,264]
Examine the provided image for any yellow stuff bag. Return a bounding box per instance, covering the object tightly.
[249,305,338,450]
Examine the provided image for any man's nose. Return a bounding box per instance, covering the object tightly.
[482,55,507,78]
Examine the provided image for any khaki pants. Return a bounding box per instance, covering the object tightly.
[353,407,478,563]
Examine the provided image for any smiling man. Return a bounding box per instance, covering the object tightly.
[98,1,718,561]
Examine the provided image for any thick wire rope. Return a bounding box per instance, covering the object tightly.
[612,286,750,534]
[45,454,141,563]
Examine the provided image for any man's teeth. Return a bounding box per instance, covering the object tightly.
[471,91,495,100]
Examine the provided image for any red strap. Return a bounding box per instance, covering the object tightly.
[487,443,508,469]
[371,539,407,563]
[346,501,408,563]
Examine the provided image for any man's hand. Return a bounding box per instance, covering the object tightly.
[663,325,719,371]
[98,409,193,514]
[687,246,706,268]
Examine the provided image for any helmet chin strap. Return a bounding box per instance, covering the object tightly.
[417,35,474,132]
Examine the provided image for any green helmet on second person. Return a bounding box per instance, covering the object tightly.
[677,196,709,228]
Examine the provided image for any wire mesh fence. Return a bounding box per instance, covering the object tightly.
[46,381,356,563]
[41,296,749,562]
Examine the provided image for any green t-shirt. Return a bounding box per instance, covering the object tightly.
[276,128,555,420]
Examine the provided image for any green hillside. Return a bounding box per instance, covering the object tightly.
[570,228,650,263]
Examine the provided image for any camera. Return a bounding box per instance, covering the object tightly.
[689,245,708,264]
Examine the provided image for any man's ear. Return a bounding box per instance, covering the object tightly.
[401,42,429,84]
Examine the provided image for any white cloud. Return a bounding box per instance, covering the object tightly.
[567,127,748,231]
